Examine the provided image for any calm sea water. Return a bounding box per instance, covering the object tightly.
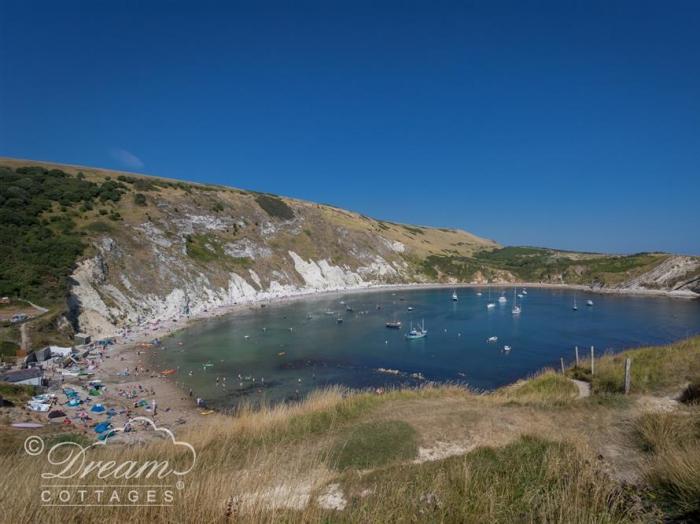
[156,287,700,409]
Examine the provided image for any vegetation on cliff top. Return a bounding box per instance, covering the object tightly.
[0,165,129,302]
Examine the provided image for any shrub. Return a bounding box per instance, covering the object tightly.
[254,194,295,220]
[133,193,147,206]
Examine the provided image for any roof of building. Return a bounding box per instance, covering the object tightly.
[0,367,43,382]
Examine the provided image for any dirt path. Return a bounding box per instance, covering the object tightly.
[570,379,591,399]
[20,322,29,353]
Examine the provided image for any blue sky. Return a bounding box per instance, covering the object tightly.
[1,1,699,254]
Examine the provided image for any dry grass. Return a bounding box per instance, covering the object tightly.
[496,369,578,406]
[569,336,700,395]
[633,410,700,519]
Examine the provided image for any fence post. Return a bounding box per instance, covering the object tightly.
[560,357,565,374]
[590,346,595,375]
[575,346,579,367]
[624,357,632,395]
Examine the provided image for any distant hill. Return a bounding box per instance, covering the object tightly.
[0,157,698,344]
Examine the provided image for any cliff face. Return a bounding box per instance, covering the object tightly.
[38,163,497,337]
[1,158,697,340]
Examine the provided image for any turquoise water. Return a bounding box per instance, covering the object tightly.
[156,287,700,409]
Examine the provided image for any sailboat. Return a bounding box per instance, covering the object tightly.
[498,290,507,304]
[512,288,521,315]
[451,289,458,301]
[572,295,578,311]
[405,319,427,339]
[486,287,496,309]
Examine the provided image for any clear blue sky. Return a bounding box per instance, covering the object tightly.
[1,1,699,254]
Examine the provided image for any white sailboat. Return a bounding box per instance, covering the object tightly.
[451,289,458,301]
[572,295,578,311]
[405,319,427,339]
[486,287,496,309]
[512,288,521,315]
[498,290,507,304]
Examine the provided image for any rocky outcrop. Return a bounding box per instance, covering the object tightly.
[616,256,700,294]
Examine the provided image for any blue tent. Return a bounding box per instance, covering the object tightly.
[90,404,106,413]
[67,399,82,407]
[94,421,111,433]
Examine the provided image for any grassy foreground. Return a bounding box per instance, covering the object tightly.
[1,337,700,522]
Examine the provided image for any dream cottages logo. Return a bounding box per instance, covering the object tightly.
[24,417,196,507]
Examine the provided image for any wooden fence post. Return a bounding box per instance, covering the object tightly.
[624,357,632,395]
[560,357,565,374]
[590,346,595,375]
[575,346,579,367]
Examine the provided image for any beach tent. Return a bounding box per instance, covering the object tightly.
[63,388,79,398]
[94,421,111,433]
[48,410,66,419]
[90,404,106,413]
[67,399,82,407]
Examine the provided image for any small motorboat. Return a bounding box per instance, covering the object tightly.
[586,299,594,306]
[487,336,498,343]
[345,305,354,312]
[503,345,512,352]
[498,294,507,304]
[336,317,343,324]
[407,306,414,311]
[385,321,402,329]
[487,302,496,309]
[476,291,483,296]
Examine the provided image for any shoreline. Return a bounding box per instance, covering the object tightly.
[88,280,698,430]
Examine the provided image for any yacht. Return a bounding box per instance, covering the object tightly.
[405,319,427,339]
[512,288,521,315]
[486,287,496,309]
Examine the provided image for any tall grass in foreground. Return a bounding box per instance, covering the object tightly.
[317,435,648,523]
[634,411,700,521]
